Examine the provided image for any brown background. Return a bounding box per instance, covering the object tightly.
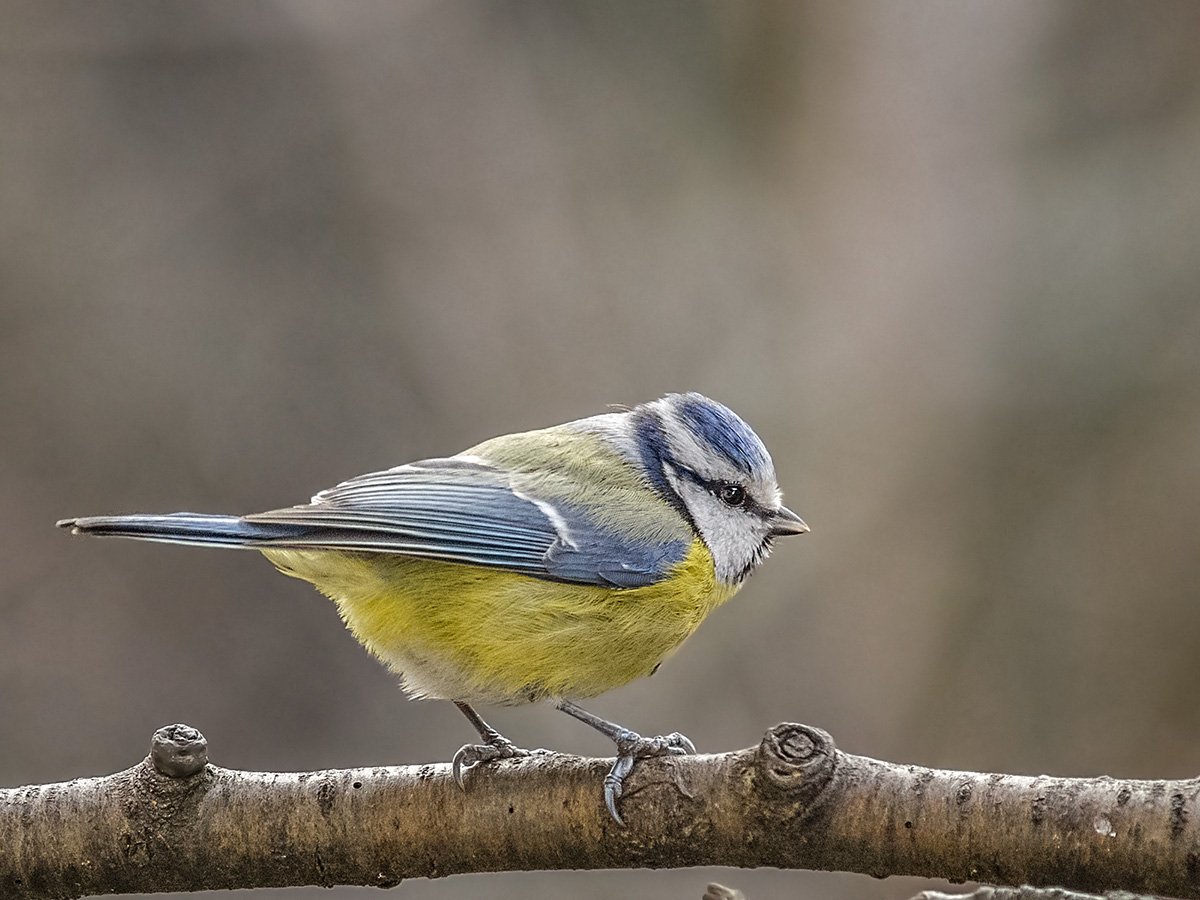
[3,3,1200,899]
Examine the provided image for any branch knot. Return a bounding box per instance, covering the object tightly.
[150,724,208,778]
[755,723,837,815]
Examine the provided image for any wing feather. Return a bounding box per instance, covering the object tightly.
[246,457,689,588]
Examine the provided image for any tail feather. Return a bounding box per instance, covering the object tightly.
[56,513,297,549]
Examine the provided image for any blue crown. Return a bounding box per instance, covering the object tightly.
[674,393,771,475]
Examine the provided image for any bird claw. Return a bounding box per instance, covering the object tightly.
[604,730,696,825]
[451,737,530,789]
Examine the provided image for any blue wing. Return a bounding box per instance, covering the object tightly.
[241,457,691,589]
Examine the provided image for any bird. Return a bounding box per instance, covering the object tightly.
[58,392,807,823]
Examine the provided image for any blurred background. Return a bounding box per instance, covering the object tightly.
[3,2,1200,898]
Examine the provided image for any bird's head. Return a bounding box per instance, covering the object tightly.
[629,393,807,585]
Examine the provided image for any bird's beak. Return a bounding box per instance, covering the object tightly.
[769,506,809,536]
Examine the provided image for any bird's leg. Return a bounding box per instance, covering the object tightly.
[450,700,530,788]
[555,699,695,825]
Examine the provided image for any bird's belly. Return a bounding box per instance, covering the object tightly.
[262,541,735,704]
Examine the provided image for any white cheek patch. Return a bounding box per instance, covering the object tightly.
[676,482,770,585]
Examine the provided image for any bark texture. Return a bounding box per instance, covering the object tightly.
[1,723,1197,898]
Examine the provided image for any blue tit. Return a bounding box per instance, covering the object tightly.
[59,392,807,823]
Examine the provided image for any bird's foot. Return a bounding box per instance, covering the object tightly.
[451,735,530,789]
[604,728,696,825]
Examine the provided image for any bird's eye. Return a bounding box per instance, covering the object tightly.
[716,483,746,507]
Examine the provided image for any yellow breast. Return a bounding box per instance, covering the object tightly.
[262,539,736,704]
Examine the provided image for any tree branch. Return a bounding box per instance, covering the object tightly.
[913,889,1160,900]
[1,723,1197,899]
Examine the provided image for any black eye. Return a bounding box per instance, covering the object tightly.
[716,483,746,507]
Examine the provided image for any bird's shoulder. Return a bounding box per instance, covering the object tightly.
[465,423,690,542]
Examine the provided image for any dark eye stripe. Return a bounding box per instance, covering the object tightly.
[716,483,746,506]
[665,461,770,520]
